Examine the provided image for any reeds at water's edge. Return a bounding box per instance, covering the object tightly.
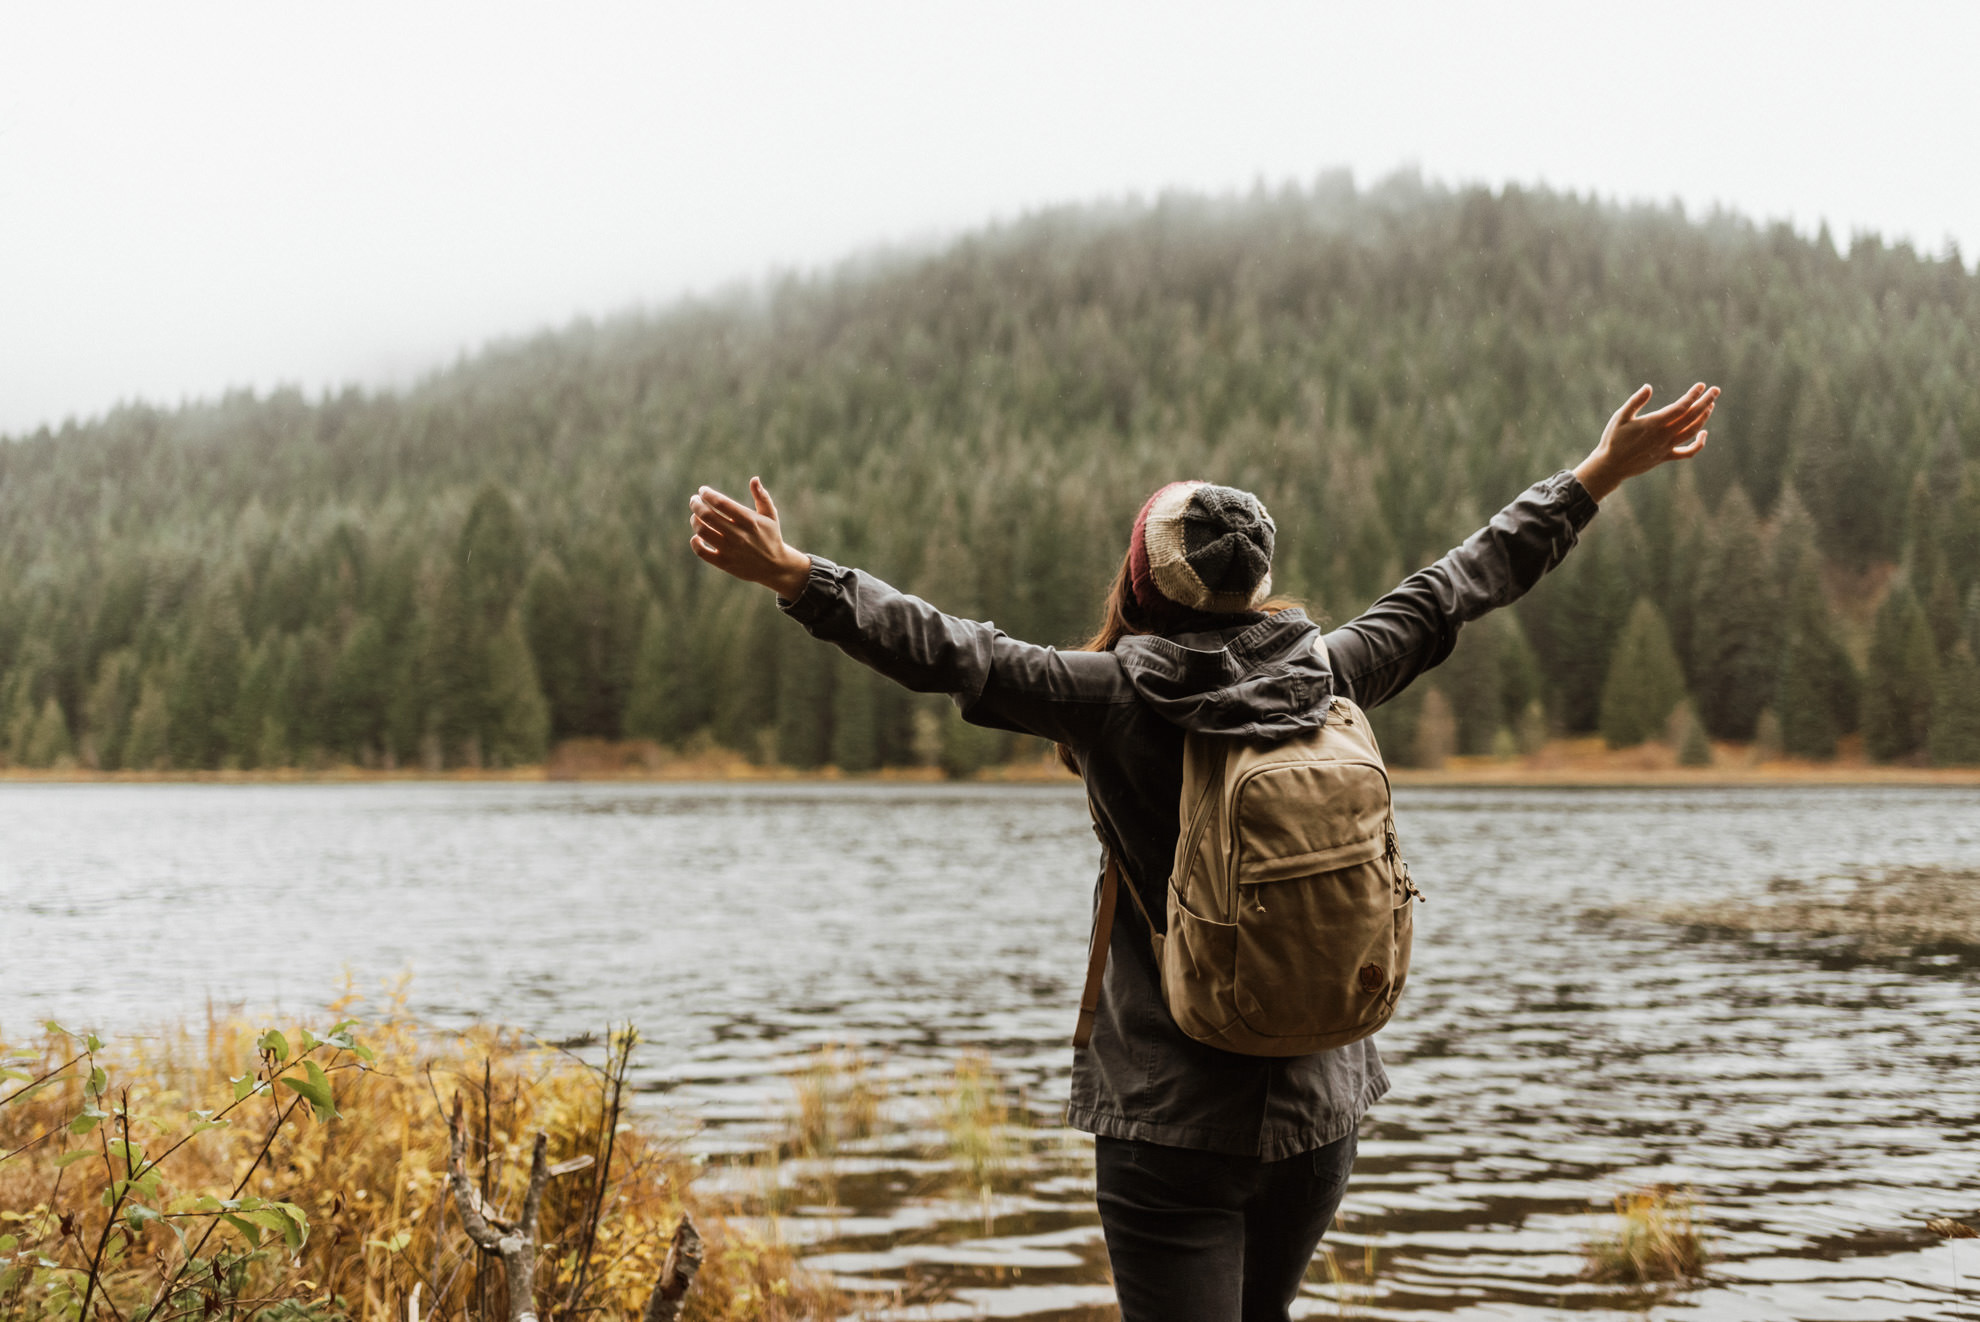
[0,995,837,1321]
[1582,1185,1706,1284]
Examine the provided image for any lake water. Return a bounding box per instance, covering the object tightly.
[3,782,1978,1321]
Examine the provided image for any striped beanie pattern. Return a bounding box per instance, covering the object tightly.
[1128,481,1277,616]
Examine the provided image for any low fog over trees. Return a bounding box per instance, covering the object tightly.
[3,175,1977,771]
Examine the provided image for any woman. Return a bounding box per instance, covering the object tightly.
[688,380,1717,1322]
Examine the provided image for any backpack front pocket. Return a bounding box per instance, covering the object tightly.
[1231,853,1404,1044]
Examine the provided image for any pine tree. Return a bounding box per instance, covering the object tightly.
[1412,687,1456,769]
[482,611,550,766]
[1929,640,1980,766]
[21,697,74,768]
[1599,598,1687,749]
[774,643,834,769]
[166,598,245,769]
[1862,582,1938,762]
[1773,546,1856,759]
[82,648,139,770]
[1691,485,1780,740]
[829,660,881,773]
[328,616,391,759]
[122,675,171,770]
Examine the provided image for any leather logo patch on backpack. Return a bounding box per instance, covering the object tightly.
[1358,963,1386,994]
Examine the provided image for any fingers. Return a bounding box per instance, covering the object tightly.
[1672,430,1708,459]
[1618,383,1653,423]
[1643,382,1709,423]
[750,476,778,521]
[693,485,756,526]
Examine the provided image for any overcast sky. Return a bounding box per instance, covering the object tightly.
[2,2,1974,437]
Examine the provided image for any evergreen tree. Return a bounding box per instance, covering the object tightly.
[774,644,834,769]
[1929,640,1980,766]
[328,616,391,758]
[82,647,139,770]
[829,660,882,773]
[1690,485,1780,740]
[481,611,550,766]
[1862,582,1938,761]
[21,696,74,768]
[166,599,244,769]
[522,553,586,739]
[1599,599,1687,748]
[1773,531,1857,759]
[122,675,171,770]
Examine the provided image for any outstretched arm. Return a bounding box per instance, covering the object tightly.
[689,477,1129,749]
[1325,382,1718,709]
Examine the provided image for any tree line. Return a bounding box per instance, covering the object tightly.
[2,172,1977,774]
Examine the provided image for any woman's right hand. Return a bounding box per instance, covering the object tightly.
[1572,382,1718,502]
[689,477,814,599]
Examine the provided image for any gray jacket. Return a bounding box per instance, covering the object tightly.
[781,470,1598,1158]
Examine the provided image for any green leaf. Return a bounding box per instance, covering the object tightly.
[0,1231,17,1252]
[0,1068,30,1084]
[296,1029,321,1054]
[366,1230,411,1253]
[68,1107,105,1136]
[105,1138,146,1171]
[219,1214,261,1247]
[256,1029,290,1063]
[231,1072,260,1103]
[279,1061,338,1121]
[84,1067,107,1099]
[53,1150,96,1169]
[0,1265,23,1294]
[84,1033,104,1053]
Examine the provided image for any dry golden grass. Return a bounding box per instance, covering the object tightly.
[786,1046,883,1161]
[1657,866,1980,956]
[938,1052,1012,1193]
[1582,1186,1706,1284]
[0,995,836,1322]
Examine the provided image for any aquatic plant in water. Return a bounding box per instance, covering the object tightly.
[1582,1185,1706,1284]
[786,1045,883,1160]
[939,1052,1012,1193]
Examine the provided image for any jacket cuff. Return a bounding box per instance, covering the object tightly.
[777,555,843,620]
[1547,470,1600,531]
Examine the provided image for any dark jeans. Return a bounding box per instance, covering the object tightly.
[1095,1131,1357,1322]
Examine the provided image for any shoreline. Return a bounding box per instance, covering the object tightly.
[3,737,1978,788]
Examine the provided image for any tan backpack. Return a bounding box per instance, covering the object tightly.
[1074,694,1420,1056]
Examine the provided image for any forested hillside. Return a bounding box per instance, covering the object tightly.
[3,174,1978,774]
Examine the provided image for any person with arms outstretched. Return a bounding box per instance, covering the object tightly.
[689,381,1717,1322]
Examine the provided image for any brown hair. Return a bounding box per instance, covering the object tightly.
[1054,545,1304,775]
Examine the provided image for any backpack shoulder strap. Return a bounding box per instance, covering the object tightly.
[1074,797,1160,1048]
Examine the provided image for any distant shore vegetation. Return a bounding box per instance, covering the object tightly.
[3,174,1977,776]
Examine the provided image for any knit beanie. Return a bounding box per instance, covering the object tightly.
[1128,481,1277,616]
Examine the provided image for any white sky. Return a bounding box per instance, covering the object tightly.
[2,1,1975,438]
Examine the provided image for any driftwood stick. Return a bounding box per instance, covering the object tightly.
[447,1098,548,1322]
[640,1215,703,1322]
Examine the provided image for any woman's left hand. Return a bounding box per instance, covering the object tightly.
[689,477,813,599]
[1573,382,1718,501]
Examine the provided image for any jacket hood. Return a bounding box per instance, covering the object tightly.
[1113,609,1335,738]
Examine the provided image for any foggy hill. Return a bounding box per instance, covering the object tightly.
[3,173,1976,773]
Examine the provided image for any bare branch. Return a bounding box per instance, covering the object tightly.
[519,1133,549,1239]
[640,1215,703,1322]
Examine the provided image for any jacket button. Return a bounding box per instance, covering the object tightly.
[1358,963,1386,994]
